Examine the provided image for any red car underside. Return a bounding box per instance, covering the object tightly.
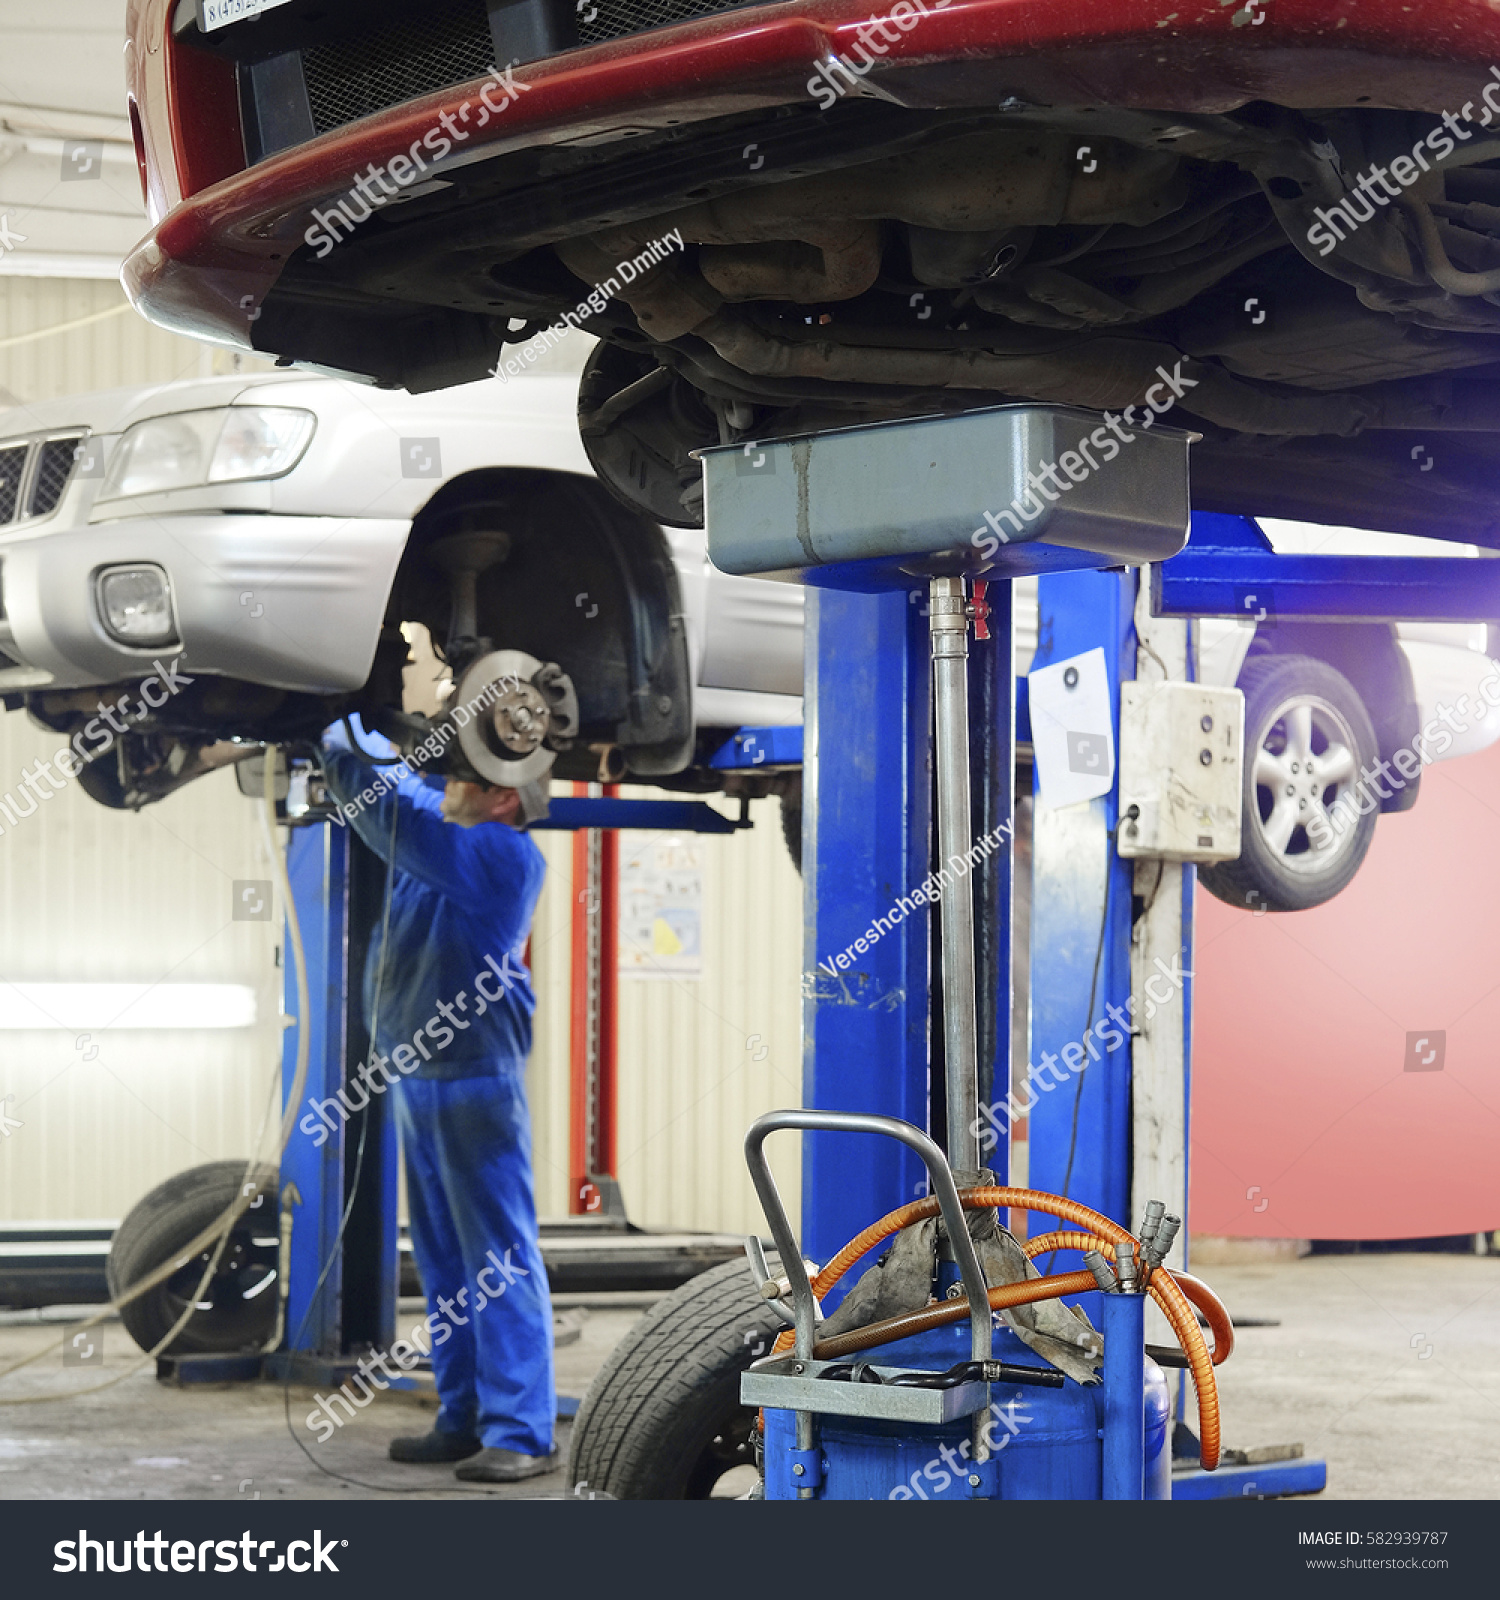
[126,0,1500,540]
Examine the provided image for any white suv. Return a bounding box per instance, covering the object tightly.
[3,367,1488,912]
[0,371,803,810]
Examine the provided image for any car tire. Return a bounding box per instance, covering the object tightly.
[567,1254,785,1498]
[779,780,802,873]
[106,1161,280,1357]
[75,747,129,810]
[1199,653,1380,914]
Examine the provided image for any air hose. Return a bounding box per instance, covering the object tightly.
[1023,1231,1235,1365]
[766,1185,1223,1471]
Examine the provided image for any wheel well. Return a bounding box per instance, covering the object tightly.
[380,466,694,779]
[1245,621,1419,814]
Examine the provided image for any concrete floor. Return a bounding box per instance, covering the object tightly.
[1197,1253,1500,1499]
[0,1297,633,1502]
[0,1254,1495,1500]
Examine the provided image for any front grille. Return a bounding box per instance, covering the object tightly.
[577,0,759,47]
[0,446,25,524]
[302,3,498,137]
[29,437,80,518]
[244,0,771,155]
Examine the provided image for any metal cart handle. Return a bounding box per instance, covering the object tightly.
[743,1109,993,1366]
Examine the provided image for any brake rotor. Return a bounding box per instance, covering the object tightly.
[452,648,558,788]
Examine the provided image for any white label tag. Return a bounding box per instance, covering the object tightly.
[1029,646,1115,809]
[200,0,294,31]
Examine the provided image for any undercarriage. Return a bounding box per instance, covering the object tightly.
[255,97,1500,545]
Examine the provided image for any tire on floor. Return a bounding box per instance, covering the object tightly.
[567,1254,785,1499]
[107,1160,280,1357]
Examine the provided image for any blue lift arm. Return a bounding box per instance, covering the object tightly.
[1155,512,1500,622]
[533,799,746,833]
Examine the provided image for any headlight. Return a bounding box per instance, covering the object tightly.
[96,565,178,647]
[100,407,315,499]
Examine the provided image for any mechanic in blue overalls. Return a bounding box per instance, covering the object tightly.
[321,720,554,1483]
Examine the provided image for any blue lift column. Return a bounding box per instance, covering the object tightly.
[801,588,932,1272]
[964,579,1015,1182]
[270,819,400,1385]
[801,579,1014,1274]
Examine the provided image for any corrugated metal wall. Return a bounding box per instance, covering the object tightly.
[0,738,804,1232]
[0,711,284,1221]
[525,795,804,1236]
[0,278,804,1233]
[0,278,231,408]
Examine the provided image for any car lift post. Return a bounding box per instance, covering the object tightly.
[803,570,1151,1261]
[801,577,1014,1264]
[568,781,621,1217]
[803,553,1325,1498]
[1023,570,1138,1232]
[269,820,401,1387]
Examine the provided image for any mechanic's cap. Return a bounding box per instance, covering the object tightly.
[516,778,551,826]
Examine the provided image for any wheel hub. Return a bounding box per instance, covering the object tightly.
[1253,694,1361,868]
[490,682,552,756]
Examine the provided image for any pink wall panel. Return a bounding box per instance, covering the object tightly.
[1190,741,1500,1240]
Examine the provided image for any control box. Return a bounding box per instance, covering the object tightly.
[1118,680,1244,862]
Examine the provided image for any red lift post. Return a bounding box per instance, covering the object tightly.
[568,782,620,1215]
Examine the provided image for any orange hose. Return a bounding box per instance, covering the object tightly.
[811,1196,939,1299]
[1024,1232,1235,1366]
[765,1186,1221,1470]
[1173,1271,1235,1368]
[1024,1229,1109,1260]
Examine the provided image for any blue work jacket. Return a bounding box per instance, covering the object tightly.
[321,729,546,1079]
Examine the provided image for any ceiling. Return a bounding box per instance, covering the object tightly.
[0,2,151,279]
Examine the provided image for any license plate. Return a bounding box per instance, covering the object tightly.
[200,0,295,30]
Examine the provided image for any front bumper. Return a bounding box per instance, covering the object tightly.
[0,511,409,694]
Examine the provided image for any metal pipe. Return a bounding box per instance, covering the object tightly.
[930,576,979,1171]
[1101,1290,1147,1501]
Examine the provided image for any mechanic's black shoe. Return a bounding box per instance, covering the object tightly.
[453,1447,559,1483]
[388,1429,483,1464]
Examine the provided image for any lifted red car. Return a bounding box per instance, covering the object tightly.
[126,0,1500,541]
